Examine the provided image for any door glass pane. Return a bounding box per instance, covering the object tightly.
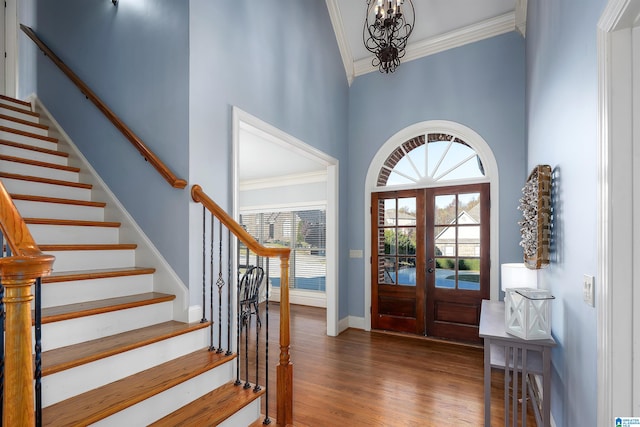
[383,229,396,255]
[397,198,417,225]
[458,258,480,291]
[378,198,396,226]
[457,225,480,257]
[397,257,416,286]
[435,194,456,225]
[397,227,416,255]
[458,193,481,223]
[435,258,456,288]
[379,257,396,284]
[435,225,456,257]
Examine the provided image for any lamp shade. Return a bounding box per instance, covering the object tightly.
[501,262,538,293]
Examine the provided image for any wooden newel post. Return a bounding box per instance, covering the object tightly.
[0,255,54,427]
[277,255,293,426]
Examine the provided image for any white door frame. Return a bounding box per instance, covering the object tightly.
[4,0,18,97]
[597,0,640,423]
[232,107,340,337]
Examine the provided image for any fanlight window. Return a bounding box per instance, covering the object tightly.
[377,133,485,187]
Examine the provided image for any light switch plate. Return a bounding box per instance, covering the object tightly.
[583,274,595,307]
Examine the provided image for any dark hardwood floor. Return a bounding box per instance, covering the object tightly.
[241,303,536,426]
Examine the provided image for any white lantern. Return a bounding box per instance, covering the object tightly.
[505,288,554,340]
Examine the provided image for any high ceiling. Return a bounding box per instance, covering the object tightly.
[240,1,527,185]
[326,0,526,82]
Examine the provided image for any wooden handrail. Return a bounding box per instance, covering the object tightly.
[0,180,54,426]
[191,184,293,425]
[191,185,290,259]
[20,24,187,190]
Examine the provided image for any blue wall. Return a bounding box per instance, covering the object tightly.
[526,0,605,425]
[188,0,349,308]
[19,0,191,283]
[347,32,527,317]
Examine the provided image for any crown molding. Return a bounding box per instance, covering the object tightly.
[515,0,528,36]
[326,0,355,85]
[353,11,516,77]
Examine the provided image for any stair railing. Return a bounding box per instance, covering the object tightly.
[0,181,55,426]
[20,24,187,190]
[191,185,293,426]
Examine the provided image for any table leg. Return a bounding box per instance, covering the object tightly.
[543,348,551,427]
[505,346,510,427]
[484,338,491,427]
[522,348,528,427]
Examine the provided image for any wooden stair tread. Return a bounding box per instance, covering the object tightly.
[43,266,156,283]
[39,243,137,251]
[0,94,31,107]
[42,349,235,427]
[9,194,106,207]
[0,125,57,143]
[40,292,175,324]
[0,101,39,117]
[42,320,211,376]
[0,112,48,130]
[0,153,79,172]
[24,218,120,227]
[0,139,68,157]
[150,381,265,427]
[0,171,91,189]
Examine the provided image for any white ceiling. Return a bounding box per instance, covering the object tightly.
[327,0,526,82]
[239,125,327,184]
[239,1,527,184]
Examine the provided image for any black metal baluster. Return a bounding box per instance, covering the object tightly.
[263,259,271,425]
[34,277,42,427]
[209,214,215,351]
[216,221,224,353]
[234,237,242,386]
[226,229,232,356]
[243,303,251,390]
[200,206,207,324]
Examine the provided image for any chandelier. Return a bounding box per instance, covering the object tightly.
[363,0,415,73]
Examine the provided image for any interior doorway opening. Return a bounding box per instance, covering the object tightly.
[232,107,340,336]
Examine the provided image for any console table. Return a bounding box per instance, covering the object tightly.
[479,300,556,427]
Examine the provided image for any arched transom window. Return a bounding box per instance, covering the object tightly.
[377,133,486,187]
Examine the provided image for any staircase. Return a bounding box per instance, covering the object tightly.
[0,94,264,426]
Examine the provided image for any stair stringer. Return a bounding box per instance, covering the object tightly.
[27,94,193,322]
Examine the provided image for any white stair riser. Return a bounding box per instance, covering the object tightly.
[93,360,236,427]
[28,224,119,245]
[14,200,104,222]
[0,118,48,136]
[0,159,78,182]
[0,98,31,110]
[38,274,154,308]
[219,399,261,427]
[41,301,174,351]
[46,249,135,272]
[0,106,39,123]
[0,144,67,166]
[42,329,210,407]
[1,178,91,201]
[0,130,57,151]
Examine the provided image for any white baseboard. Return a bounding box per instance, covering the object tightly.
[338,315,365,333]
[269,287,326,308]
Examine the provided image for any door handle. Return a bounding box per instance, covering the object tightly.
[427,267,435,274]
